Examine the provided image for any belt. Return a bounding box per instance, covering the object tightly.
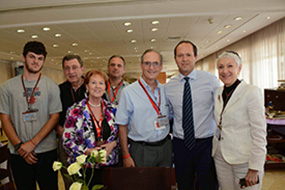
[128,135,170,146]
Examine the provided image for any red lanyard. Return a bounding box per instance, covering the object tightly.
[107,80,123,103]
[138,79,161,115]
[21,74,42,111]
[70,86,81,104]
[87,100,104,138]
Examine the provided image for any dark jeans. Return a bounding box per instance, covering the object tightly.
[10,149,58,190]
[173,137,218,190]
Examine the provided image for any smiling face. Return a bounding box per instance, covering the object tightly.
[175,43,197,76]
[63,58,85,85]
[22,52,44,74]
[108,57,125,79]
[217,57,242,87]
[140,51,162,83]
[86,74,106,100]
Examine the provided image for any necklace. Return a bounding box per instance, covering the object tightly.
[88,101,101,108]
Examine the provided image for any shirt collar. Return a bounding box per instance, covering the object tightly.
[139,76,160,90]
[178,69,197,81]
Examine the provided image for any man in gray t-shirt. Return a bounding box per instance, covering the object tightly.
[0,41,62,190]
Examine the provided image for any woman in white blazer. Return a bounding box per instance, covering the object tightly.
[212,51,267,190]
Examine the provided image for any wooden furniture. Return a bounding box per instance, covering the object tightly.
[0,145,15,190]
[102,167,176,190]
[264,89,285,169]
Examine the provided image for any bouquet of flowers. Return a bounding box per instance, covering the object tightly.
[53,149,107,190]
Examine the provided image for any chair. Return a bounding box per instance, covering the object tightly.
[102,167,176,190]
[0,144,15,190]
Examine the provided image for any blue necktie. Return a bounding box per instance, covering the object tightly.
[183,77,196,151]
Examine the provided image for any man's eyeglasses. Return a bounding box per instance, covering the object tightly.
[142,61,161,68]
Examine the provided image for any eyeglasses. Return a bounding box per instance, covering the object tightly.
[142,61,161,68]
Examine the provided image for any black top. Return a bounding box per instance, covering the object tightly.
[59,80,86,126]
[222,79,240,107]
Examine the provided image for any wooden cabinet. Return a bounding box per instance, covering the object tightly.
[264,89,285,169]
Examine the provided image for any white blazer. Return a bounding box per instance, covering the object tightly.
[212,80,267,171]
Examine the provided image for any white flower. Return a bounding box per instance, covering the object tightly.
[52,161,62,171]
[67,162,82,176]
[99,149,107,164]
[69,182,82,190]
[90,149,98,158]
[76,154,87,164]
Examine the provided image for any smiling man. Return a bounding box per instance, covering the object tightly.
[105,55,128,106]
[0,41,62,190]
[56,54,86,189]
[116,49,172,167]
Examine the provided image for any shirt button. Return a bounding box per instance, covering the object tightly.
[221,137,224,140]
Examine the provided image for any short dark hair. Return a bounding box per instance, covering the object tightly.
[23,41,47,59]
[141,49,163,64]
[108,55,126,67]
[174,40,198,57]
[62,54,84,68]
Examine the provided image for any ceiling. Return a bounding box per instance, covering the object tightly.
[0,0,284,78]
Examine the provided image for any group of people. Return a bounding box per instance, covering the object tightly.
[0,40,267,190]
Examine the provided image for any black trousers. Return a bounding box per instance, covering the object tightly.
[173,137,218,190]
[10,149,58,190]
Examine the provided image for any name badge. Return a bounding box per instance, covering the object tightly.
[155,115,168,130]
[23,111,37,122]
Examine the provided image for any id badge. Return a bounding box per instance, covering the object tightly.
[155,115,168,130]
[23,111,37,122]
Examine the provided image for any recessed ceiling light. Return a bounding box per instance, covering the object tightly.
[224,24,232,29]
[243,30,246,33]
[72,43,78,47]
[17,29,25,33]
[54,33,62,37]
[150,38,157,42]
[267,16,271,20]
[84,50,90,53]
[151,46,154,49]
[53,44,59,48]
[227,39,231,42]
[131,39,137,43]
[9,51,15,54]
[42,27,50,31]
[124,22,132,26]
[51,59,54,61]
[11,57,14,60]
[151,20,159,25]
[151,28,158,32]
[31,35,38,39]
[89,52,93,55]
[234,16,243,21]
[67,50,72,53]
[217,31,223,34]
[127,29,133,33]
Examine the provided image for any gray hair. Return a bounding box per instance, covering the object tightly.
[216,51,242,66]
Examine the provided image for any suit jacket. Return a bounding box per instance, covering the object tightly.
[212,80,267,171]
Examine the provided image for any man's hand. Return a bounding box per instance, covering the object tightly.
[123,156,135,167]
[18,141,36,159]
[245,169,259,187]
[24,152,38,165]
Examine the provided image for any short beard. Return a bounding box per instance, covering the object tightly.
[25,62,43,74]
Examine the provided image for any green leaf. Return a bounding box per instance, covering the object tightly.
[81,185,89,190]
[92,184,104,190]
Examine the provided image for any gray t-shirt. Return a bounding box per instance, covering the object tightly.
[0,75,62,154]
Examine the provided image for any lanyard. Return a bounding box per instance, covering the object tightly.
[138,79,161,115]
[107,80,123,103]
[21,74,42,111]
[87,100,104,138]
[69,86,81,104]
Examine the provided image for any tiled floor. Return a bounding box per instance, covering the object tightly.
[1,132,285,190]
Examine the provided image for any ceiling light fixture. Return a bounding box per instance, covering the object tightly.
[227,39,231,42]
[31,35,38,39]
[243,30,246,33]
[72,43,78,47]
[84,50,89,53]
[124,22,132,26]
[151,20,159,25]
[53,44,59,48]
[127,29,133,33]
[267,16,271,19]
[42,27,50,31]
[234,16,243,21]
[150,38,157,42]
[55,33,61,37]
[17,29,25,33]
[224,24,232,29]
[217,31,223,34]
[131,39,137,43]
[151,28,158,32]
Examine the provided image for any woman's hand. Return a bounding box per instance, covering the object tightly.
[100,141,117,157]
[85,147,102,155]
[245,169,259,187]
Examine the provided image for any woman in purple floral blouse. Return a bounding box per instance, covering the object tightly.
[62,70,119,185]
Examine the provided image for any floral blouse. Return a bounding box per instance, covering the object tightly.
[62,98,119,166]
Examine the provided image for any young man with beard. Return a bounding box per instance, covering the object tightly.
[56,54,86,189]
[0,41,62,190]
[105,55,128,106]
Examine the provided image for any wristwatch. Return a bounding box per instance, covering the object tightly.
[14,142,23,151]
